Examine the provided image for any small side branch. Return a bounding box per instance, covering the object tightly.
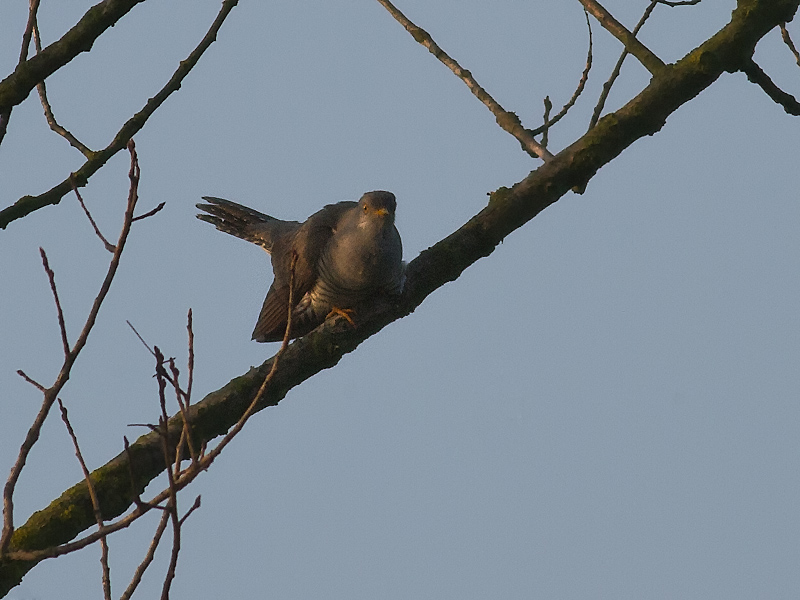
[780,23,800,67]
[741,58,800,115]
[39,248,70,357]
[32,16,93,156]
[530,9,593,137]
[119,509,170,600]
[72,178,116,253]
[578,0,665,74]
[58,399,111,600]
[375,0,553,161]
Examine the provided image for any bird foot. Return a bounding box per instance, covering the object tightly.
[326,306,356,328]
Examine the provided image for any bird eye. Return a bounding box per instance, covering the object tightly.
[363,204,368,213]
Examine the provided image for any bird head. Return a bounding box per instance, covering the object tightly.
[358,191,396,223]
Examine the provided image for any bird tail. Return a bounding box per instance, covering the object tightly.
[196,196,296,253]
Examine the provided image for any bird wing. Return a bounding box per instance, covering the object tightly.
[251,201,357,342]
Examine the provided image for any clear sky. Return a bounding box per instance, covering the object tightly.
[1,1,799,598]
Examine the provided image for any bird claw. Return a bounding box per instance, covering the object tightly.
[326,306,356,328]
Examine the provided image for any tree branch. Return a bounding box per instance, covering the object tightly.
[1,0,798,594]
[0,0,238,230]
[741,57,800,114]
[375,0,554,161]
[578,0,666,74]
[0,0,147,115]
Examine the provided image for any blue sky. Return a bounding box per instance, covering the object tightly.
[1,1,799,598]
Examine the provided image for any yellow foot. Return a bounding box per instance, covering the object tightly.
[327,306,356,327]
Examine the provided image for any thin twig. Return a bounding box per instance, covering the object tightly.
[577,0,665,74]
[530,9,593,137]
[19,0,41,64]
[160,497,181,600]
[31,19,94,157]
[375,0,553,161]
[119,509,170,600]
[72,176,116,253]
[780,23,800,67]
[179,496,201,527]
[186,310,195,406]
[127,320,156,356]
[16,370,46,393]
[132,201,166,222]
[39,248,70,357]
[541,97,552,149]
[156,357,181,600]
[589,0,659,130]
[0,0,239,229]
[58,399,111,600]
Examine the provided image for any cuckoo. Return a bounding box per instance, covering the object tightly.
[197,191,404,342]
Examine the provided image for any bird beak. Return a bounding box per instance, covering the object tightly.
[373,208,390,217]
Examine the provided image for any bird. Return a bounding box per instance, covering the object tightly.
[196,191,404,342]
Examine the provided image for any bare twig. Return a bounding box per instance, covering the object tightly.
[16,370,46,393]
[30,14,95,156]
[161,496,180,600]
[33,27,93,156]
[179,496,201,527]
[58,399,111,600]
[18,0,42,65]
[72,177,116,253]
[541,97,552,149]
[1,141,141,555]
[155,347,181,600]
[0,0,239,229]
[741,57,800,115]
[39,248,70,357]
[780,23,800,67]
[577,0,665,74]
[375,0,553,161]
[530,9,593,137]
[589,0,659,130]
[127,320,156,356]
[186,310,195,405]
[132,201,166,222]
[119,509,170,600]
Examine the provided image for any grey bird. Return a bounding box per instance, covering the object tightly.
[196,191,404,342]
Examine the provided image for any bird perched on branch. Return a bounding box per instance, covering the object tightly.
[197,191,404,342]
